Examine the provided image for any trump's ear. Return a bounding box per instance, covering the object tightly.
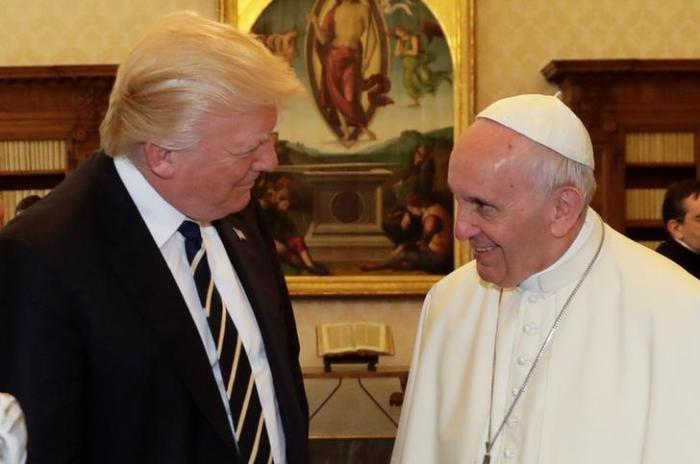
[550,185,585,238]
[143,142,175,179]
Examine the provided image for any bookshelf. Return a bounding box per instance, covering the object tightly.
[0,65,117,223]
[543,59,700,248]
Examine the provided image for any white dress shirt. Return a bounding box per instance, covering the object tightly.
[115,156,286,463]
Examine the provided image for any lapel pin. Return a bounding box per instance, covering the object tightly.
[233,226,247,241]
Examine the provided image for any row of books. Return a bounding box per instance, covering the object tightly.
[625,132,695,164]
[0,140,67,172]
[625,189,666,220]
[1,189,51,223]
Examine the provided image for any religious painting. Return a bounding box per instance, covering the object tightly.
[224,0,473,295]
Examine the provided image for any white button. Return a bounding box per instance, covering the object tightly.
[504,449,515,459]
[507,416,520,427]
[511,387,519,396]
[527,295,538,303]
[516,356,528,366]
[523,324,537,334]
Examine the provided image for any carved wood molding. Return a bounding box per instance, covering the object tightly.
[542,59,700,234]
[0,65,117,169]
[543,59,700,120]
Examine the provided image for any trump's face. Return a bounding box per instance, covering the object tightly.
[168,106,279,221]
[448,120,558,288]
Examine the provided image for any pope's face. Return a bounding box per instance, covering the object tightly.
[448,120,558,287]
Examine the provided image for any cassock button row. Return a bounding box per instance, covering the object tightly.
[504,449,515,459]
[511,387,519,396]
[516,356,529,366]
[522,324,538,334]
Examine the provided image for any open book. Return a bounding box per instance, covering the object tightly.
[316,322,395,357]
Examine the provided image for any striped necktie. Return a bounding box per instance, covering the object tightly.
[178,220,273,464]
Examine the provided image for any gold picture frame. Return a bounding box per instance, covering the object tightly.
[220,0,474,296]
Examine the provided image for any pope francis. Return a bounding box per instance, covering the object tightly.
[391,94,700,464]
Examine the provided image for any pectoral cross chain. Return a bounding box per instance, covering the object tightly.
[483,441,491,464]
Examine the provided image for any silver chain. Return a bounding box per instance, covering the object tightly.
[485,222,606,458]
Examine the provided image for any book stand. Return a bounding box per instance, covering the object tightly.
[323,353,379,372]
[304,365,409,427]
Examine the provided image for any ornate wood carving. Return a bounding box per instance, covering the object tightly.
[0,65,117,175]
[543,59,700,235]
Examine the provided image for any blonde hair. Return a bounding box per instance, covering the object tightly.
[100,11,302,158]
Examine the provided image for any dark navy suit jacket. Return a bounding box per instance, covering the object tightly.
[0,152,309,463]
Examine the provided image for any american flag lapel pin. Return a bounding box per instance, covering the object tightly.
[232,226,247,241]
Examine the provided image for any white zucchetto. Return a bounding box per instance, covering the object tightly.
[477,93,595,170]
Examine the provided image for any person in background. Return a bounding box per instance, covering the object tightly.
[14,195,41,216]
[392,94,700,464]
[656,178,700,278]
[0,11,308,464]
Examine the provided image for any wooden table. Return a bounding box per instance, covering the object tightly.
[303,366,409,427]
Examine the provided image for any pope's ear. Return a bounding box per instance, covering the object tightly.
[550,185,584,238]
[143,142,176,179]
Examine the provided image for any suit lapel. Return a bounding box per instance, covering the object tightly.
[215,203,308,455]
[94,154,236,451]
[215,207,283,352]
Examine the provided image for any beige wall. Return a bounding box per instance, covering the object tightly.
[0,0,217,65]
[3,0,699,438]
[477,0,700,110]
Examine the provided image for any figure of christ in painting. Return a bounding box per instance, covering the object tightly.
[392,25,451,107]
[309,0,392,143]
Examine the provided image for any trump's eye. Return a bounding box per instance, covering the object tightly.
[225,133,274,158]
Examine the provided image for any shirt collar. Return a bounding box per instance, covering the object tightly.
[519,207,603,293]
[114,155,186,248]
[674,237,699,254]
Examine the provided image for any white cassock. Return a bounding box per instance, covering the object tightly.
[392,208,700,464]
[0,393,27,464]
